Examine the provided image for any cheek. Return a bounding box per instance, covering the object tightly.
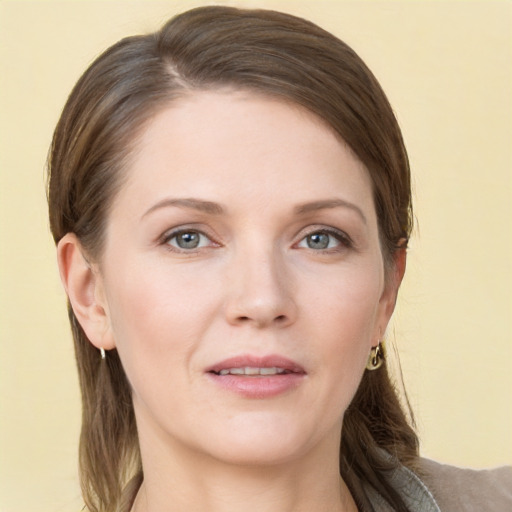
[103,260,221,376]
[304,266,383,392]
[108,255,213,323]
[307,263,383,340]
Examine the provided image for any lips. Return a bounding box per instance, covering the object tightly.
[217,367,288,376]
[206,355,306,376]
[205,355,306,399]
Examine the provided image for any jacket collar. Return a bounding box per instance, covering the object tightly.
[348,459,441,512]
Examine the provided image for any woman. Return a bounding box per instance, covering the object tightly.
[47,6,511,512]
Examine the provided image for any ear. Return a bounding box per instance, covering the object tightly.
[57,233,116,351]
[376,245,407,340]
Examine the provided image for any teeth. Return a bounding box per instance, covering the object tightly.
[217,367,287,376]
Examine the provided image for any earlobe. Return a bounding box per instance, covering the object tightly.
[57,233,115,350]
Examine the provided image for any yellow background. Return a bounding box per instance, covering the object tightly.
[0,1,510,510]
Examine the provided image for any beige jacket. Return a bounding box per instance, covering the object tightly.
[419,458,512,511]
[352,457,512,511]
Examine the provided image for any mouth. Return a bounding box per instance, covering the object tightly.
[206,355,306,376]
[205,355,306,398]
[211,367,297,376]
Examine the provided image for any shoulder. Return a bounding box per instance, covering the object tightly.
[417,457,512,511]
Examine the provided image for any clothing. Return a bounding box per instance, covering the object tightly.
[352,457,512,511]
[418,458,512,511]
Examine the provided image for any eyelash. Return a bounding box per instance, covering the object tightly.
[160,227,219,253]
[159,226,353,253]
[295,227,353,253]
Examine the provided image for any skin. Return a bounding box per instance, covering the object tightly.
[58,91,405,512]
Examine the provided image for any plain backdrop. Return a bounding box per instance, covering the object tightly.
[0,1,511,511]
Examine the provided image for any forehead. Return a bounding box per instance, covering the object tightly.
[117,90,374,217]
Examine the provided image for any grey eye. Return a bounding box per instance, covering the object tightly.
[297,229,349,251]
[306,232,330,249]
[167,230,211,250]
[175,232,201,249]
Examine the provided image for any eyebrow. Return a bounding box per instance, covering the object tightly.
[142,197,224,218]
[294,199,367,224]
[142,196,366,224]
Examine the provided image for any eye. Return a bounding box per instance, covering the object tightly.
[296,229,351,251]
[164,229,213,250]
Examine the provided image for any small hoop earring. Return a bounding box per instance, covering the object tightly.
[100,347,106,360]
[366,342,384,370]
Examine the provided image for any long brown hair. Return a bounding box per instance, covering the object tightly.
[47,6,417,511]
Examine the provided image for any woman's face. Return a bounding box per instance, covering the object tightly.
[92,91,400,466]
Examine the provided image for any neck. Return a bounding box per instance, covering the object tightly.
[131,431,357,512]
[132,462,356,512]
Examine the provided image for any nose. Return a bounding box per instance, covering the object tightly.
[224,246,297,329]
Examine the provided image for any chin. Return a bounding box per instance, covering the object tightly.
[212,439,308,467]
[197,412,335,467]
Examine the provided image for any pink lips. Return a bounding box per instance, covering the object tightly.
[205,355,306,399]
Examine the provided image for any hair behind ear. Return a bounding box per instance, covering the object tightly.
[69,307,140,512]
[341,365,419,512]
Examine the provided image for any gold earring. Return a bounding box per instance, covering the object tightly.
[100,347,106,360]
[366,342,384,370]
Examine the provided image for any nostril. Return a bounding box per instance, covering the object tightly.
[234,314,287,326]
